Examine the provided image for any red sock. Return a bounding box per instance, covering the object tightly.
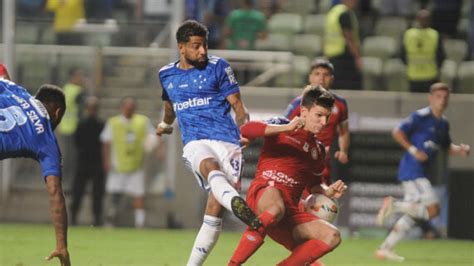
[277,239,332,266]
[228,229,264,265]
[228,211,276,265]
[257,211,276,233]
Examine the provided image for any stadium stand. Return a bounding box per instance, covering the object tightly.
[457,61,474,93]
[267,13,303,35]
[303,14,326,36]
[383,58,409,91]
[291,33,322,59]
[362,56,384,90]
[362,36,398,60]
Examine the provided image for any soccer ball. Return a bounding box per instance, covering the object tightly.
[304,193,339,223]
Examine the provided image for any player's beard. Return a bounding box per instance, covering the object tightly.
[187,56,208,70]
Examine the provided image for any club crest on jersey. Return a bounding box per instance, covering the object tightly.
[311,147,318,160]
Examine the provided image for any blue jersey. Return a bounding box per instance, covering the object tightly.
[159,55,241,146]
[397,107,451,181]
[0,79,62,179]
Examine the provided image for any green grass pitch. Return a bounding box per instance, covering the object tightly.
[0,223,472,265]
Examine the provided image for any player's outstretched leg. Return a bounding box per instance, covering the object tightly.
[207,170,262,230]
[231,196,263,230]
[376,196,394,226]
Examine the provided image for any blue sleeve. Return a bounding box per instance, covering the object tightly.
[216,58,240,97]
[398,112,418,136]
[283,97,301,118]
[38,139,62,180]
[159,72,170,101]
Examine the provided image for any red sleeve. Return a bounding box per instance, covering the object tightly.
[0,64,10,80]
[240,121,267,139]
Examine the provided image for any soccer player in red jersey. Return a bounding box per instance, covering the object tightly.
[228,86,347,266]
[284,59,349,185]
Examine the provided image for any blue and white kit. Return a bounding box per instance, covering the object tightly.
[0,79,61,179]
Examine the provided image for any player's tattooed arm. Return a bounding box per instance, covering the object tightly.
[162,100,176,125]
[157,101,176,135]
[227,92,249,126]
[45,175,71,266]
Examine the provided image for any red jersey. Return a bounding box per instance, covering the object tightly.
[241,118,326,203]
[284,93,348,147]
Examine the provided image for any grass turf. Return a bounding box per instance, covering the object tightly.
[0,223,472,265]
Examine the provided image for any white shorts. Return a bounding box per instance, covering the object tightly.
[106,169,145,197]
[402,177,439,206]
[182,139,242,191]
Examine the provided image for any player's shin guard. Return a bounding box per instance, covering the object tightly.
[277,239,332,266]
[228,211,276,265]
[207,170,240,211]
[381,214,416,250]
[187,215,222,266]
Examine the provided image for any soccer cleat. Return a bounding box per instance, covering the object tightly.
[375,249,405,262]
[376,196,394,226]
[231,196,263,230]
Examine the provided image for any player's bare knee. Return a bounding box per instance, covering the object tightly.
[199,158,221,178]
[325,227,341,249]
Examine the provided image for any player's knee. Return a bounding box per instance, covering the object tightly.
[327,228,341,249]
[199,158,221,178]
[320,227,341,249]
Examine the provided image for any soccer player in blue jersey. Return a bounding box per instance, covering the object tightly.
[375,83,470,262]
[0,78,70,266]
[156,20,262,266]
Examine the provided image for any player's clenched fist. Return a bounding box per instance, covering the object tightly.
[156,121,173,136]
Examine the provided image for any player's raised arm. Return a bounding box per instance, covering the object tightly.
[240,117,304,139]
[227,92,249,126]
[44,175,71,266]
[156,100,176,136]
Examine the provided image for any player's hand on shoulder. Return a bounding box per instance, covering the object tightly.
[334,150,349,164]
[287,116,304,132]
[240,135,250,148]
[45,248,70,266]
[325,180,347,199]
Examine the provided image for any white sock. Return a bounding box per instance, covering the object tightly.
[207,170,240,212]
[394,201,429,220]
[187,215,223,266]
[134,209,146,228]
[381,214,415,250]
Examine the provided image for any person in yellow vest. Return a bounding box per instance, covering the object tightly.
[46,0,85,45]
[401,9,445,93]
[58,67,87,186]
[100,97,157,228]
[324,0,362,90]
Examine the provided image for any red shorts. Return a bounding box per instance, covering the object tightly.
[246,178,319,251]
